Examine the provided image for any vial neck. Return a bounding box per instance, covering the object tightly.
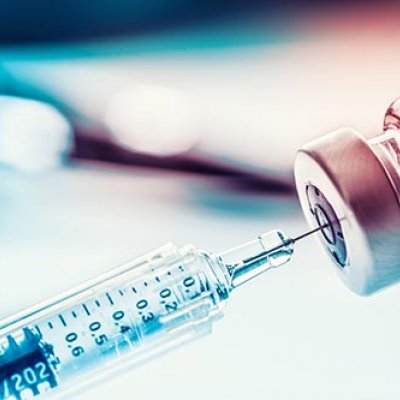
[368,129,400,203]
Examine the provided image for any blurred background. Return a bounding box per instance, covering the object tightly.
[2,1,400,399]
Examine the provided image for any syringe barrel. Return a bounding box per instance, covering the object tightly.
[0,244,229,399]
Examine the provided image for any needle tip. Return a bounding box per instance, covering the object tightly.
[292,223,329,243]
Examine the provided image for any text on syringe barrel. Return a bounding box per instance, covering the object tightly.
[0,244,229,400]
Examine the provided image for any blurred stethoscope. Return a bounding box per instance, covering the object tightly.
[0,94,293,194]
[0,0,311,195]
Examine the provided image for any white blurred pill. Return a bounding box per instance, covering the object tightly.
[0,96,72,172]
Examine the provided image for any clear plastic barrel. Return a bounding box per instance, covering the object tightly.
[0,244,229,400]
[0,230,295,400]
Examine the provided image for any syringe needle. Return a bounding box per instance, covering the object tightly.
[252,224,328,257]
[237,223,330,271]
[291,223,329,243]
[232,225,327,273]
[226,225,329,288]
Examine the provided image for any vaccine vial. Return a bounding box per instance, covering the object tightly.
[295,97,400,295]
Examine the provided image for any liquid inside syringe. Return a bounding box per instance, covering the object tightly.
[0,228,320,400]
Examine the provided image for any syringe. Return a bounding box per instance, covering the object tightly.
[0,228,319,400]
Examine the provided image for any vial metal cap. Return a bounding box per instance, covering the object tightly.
[294,100,400,295]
